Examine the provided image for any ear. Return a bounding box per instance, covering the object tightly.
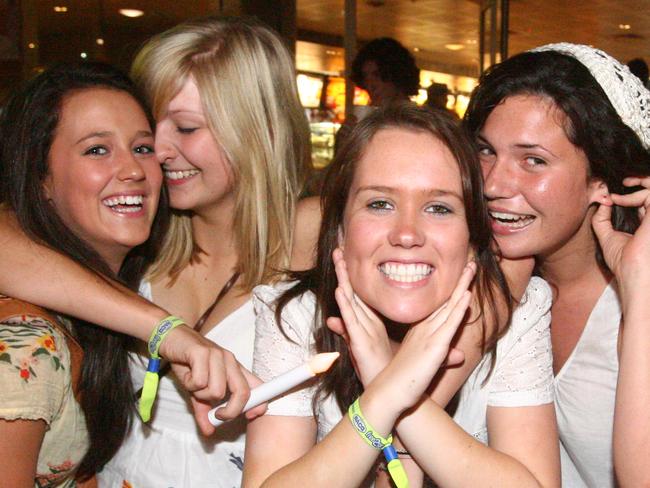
[588,178,611,205]
[337,226,344,251]
[42,173,54,201]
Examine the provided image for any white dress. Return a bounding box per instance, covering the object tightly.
[555,281,620,488]
[99,282,255,488]
[253,276,554,450]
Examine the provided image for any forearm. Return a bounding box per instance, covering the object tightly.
[613,302,650,487]
[396,399,553,488]
[261,390,398,487]
[0,209,167,341]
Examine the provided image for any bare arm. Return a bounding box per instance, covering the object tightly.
[290,196,321,271]
[392,400,559,488]
[0,209,255,433]
[0,419,45,488]
[0,208,166,341]
[593,178,650,486]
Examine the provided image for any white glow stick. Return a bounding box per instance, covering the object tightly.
[208,352,340,427]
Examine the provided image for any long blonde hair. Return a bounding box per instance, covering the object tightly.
[132,16,312,290]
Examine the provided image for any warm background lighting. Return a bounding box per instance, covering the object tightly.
[119,8,144,18]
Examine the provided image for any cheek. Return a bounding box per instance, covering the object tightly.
[341,218,381,289]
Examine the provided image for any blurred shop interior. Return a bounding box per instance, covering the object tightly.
[1,0,649,169]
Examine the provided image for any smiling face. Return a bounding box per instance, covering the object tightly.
[45,88,161,272]
[478,95,604,260]
[155,77,234,214]
[341,127,470,325]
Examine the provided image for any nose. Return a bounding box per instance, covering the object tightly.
[155,123,177,165]
[388,208,425,248]
[482,158,516,200]
[117,150,146,182]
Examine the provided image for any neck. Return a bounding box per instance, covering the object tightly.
[100,250,126,276]
[537,211,610,288]
[190,197,238,268]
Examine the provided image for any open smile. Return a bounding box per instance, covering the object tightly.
[489,210,536,230]
[379,261,433,283]
[163,168,200,181]
[102,194,145,214]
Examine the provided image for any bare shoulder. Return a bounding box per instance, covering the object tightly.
[291,196,322,271]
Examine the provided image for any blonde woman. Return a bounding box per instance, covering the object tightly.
[0,17,318,488]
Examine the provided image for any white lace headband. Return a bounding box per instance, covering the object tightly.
[531,42,650,149]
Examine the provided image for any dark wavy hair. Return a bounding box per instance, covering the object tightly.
[276,104,511,412]
[464,50,650,265]
[351,37,420,97]
[0,62,169,479]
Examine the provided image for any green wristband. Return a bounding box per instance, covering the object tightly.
[147,315,185,358]
[348,398,393,449]
[348,398,410,488]
[139,316,185,422]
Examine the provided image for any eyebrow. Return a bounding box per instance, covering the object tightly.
[167,109,203,116]
[477,134,558,158]
[355,185,462,200]
[75,130,153,145]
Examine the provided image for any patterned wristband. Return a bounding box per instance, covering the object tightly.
[139,316,185,422]
[348,398,393,449]
[147,315,185,358]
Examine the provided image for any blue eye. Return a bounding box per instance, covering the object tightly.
[84,145,108,156]
[368,200,394,211]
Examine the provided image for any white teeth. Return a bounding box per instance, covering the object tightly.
[379,262,432,283]
[164,169,200,180]
[489,211,535,228]
[102,194,144,210]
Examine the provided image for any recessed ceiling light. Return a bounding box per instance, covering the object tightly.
[28,42,36,49]
[619,24,631,30]
[96,38,105,45]
[119,8,144,18]
[413,47,420,52]
[80,52,88,59]
[54,6,68,12]
[445,43,465,51]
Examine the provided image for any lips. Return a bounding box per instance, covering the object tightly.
[489,210,535,231]
[102,194,145,214]
[163,168,200,181]
[379,261,433,283]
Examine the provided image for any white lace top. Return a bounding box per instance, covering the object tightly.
[253,277,554,444]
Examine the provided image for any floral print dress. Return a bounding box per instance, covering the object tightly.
[0,297,89,487]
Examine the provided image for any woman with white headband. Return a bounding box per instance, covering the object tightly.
[464,43,650,487]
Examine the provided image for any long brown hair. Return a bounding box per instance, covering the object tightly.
[276,104,511,412]
[0,62,168,479]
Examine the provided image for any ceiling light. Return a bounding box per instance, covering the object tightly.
[445,43,465,51]
[413,47,420,52]
[54,6,68,12]
[619,24,631,30]
[28,42,36,49]
[80,52,88,59]
[96,38,105,45]
[119,8,144,18]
